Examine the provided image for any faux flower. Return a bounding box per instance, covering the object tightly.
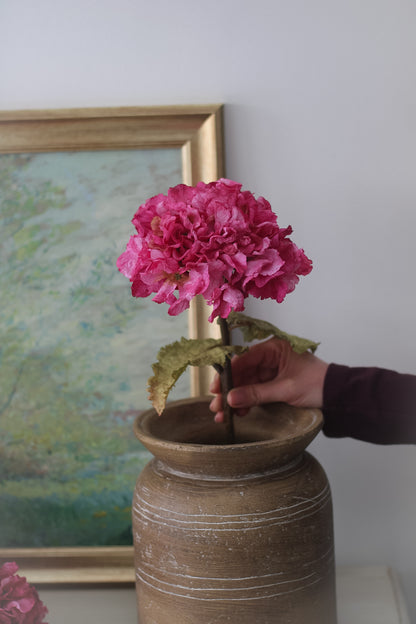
[117,179,312,322]
[117,178,316,429]
[0,562,48,624]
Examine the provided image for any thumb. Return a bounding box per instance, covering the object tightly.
[228,379,292,409]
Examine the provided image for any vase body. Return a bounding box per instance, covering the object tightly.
[132,397,337,624]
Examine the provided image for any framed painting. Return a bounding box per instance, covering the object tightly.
[0,105,224,583]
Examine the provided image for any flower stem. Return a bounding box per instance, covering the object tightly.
[218,317,235,443]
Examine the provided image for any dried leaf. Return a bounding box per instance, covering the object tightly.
[148,337,246,415]
[227,311,319,354]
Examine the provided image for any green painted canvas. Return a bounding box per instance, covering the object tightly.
[0,149,189,547]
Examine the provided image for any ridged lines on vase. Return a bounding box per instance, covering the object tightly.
[134,546,334,601]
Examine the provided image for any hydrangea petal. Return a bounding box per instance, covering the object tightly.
[117,179,312,320]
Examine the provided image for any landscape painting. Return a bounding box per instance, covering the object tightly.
[0,148,190,548]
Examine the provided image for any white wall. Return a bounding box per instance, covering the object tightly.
[2,0,416,618]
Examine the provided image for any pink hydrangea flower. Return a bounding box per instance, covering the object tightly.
[117,179,312,321]
[0,562,48,624]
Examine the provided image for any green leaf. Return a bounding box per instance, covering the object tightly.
[226,311,320,354]
[148,337,247,415]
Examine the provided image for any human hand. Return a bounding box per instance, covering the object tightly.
[209,337,329,422]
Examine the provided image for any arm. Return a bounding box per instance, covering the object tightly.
[209,338,416,445]
[322,364,416,444]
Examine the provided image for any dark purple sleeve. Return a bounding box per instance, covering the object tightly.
[322,363,416,444]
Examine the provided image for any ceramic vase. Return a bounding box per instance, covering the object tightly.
[132,397,337,624]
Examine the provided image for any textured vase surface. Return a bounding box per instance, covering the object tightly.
[132,397,337,624]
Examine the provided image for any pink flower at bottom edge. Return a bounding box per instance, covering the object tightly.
[0,563,48,624]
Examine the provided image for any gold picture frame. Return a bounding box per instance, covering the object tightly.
[0,105,224,584]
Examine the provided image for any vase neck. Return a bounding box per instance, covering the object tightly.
[150,453,306,482]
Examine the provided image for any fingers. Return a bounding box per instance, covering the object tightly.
[209,337,284,395]
[209,338,287,420]
[228,378,292,409]
[214,410,224,423]
[209,373,221,395]
[229,338,282,386]
[209,393,222,413]
[209,394,250,420]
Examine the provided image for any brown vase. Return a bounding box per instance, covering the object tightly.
[132,397,337,624]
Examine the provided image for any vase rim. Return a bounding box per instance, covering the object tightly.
[133,398,323,475]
